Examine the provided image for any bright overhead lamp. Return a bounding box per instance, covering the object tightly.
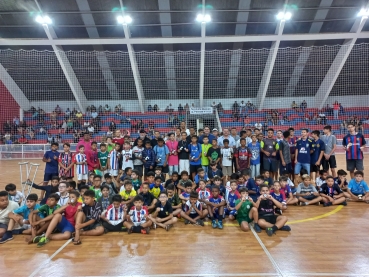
[117,15,132,25]
[35,15,52,25]
[196,14,211,23]
[358,8,369,17]
[276,11,292,21]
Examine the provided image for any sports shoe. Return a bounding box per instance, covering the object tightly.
[323,202,332,207]
[211,219,217,228]
[253,223,261,233]
[266,227,274,237]
[217,221,223,229]
[165,224,172,231]
[280,225,291,231]
[196,219,204,226]
[341,201,347,206]
[316,202,320,206]
[141,227,150,234]
[275,208,282,215]
[127,226,133,234]
[184,219,190,225]
[152,223,157,229]
[37,237,50,248]
[0,231,13,244]
[33,234,45,243]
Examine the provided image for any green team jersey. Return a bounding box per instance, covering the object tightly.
[98,151,109,168]
[89,187,102,201]
[132,179,142,191]
[201,144,212,166]
[168,194,181,207]
[37,204,60,218]
[235,199,253,224]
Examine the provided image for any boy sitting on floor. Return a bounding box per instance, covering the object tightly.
[149,191,178,231]
[0,191,20,244]
[166,184,182,217]
[204,186,226,229]
[101,195,127,232]
[124,195,152,234]
[235,187,259,232]
[296,175,322,206]
[180,191,205,226]
[347,171,369,202]
[320,176,347,207]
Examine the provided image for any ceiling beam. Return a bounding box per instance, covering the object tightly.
[284,0,333,97]
[226,0,251,99]
[120,0,145,113]
[0,63,30,110]
[314,6,368,109]
[158,0,177,100]
[1,32,368,46]
[76,0,120,100]
[199,0,206,108]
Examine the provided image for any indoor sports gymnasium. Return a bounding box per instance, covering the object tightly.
[0,0,369,277]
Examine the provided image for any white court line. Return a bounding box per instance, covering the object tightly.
[28,239,72,277]
[80,275,279,277]
[284,274,369,277]
[250,226,284,277]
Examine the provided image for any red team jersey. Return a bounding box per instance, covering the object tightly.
[129,206,149,226]
[58,152,74,177]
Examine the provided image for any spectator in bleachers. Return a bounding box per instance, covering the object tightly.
[18,135,28,144]
[109,121,116,132]
[91,109,98,119]
[168,114,174,126]
[178,104,184,113]
[13,116,20,126]
[76,111,83,122]
[55,105,62,114]
[291,101,298,110]
[184,103,189,112]
[39,126,46,134]
[87,125,94,134]
[137,120,144,130]
[324,104,333,116]
[4,132,11,144]
[153,104,159,112]
[173,115,179,127]
[333,101,339,119]
[148,105,153,112]
[104,104,111,114]
[300,100,307,111]
[29,130,35,140]
[46,133,54,144]
[50,111,57,121]
[255,122,262,129]
[97,105,103,114]
[3,120,11,133]
[64,108,71,118]
[232,109,240,122]
[55,135,62,144]
[339,103,344,115]
[239,101,246,114]
[84,119,90,128]
[340,122,346,134]
[318,112,327,125]
[73,131,80,143]
[115,104,122,113]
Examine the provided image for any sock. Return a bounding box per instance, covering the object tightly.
[272,225,278,232]
[218,219,222,223]
[132,226,143,233]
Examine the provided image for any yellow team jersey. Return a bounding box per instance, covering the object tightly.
[120,189,137,201]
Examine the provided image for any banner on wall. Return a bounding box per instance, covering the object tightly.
[189,107,213,115]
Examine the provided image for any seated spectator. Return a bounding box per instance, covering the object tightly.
[339,103,344,115]
[46,133,54,144]
[39,126,46,134]
[291,101,297,109]
[88,125,95,134]
[55,135,62,144]
[255,122,262,129]
[65,108,71,117]
[168,115,174,126]
[18,135,28,144]
[318,112,327,125]
[50,111,57,121]
[104,104,111,113]
[184,103,189,111]
[3,120,12,133]
[148,105,153,112]
[109,121,116,132]
[153,105,159,112]
[232,101,239,112]
[76,111,83,119]
[239,101,246,114]
[115,104,122,113]
[137,120,144,130]
[178,104,183,113]
[98,105,103,113]
[301,100,307,111]
[55,105,62,114]
[29,130,35,140]
[91,110,98,119]
[84,120,90,127]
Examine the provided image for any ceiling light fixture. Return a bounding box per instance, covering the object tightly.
[35,15,52,25]
[196,14,211,23]
[117,15,132,25]
[276,11,292,21]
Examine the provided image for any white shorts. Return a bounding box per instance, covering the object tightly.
[77,174,88,181]
[179,159,190,175]
[168,165,179,176]
[110,169,119,176]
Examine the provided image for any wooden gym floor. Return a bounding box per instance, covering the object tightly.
[0,156,368,277]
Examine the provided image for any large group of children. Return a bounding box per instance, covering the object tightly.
[0,123,367,247]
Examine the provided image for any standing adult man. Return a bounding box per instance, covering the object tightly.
[342,123,366,179]
[321,125,337,177]
[217,128,236,148]
[260,128,279,180]
[134,129,151,147]
[180,121,190,136]
[76,132,92,153]
[198,126,215,144]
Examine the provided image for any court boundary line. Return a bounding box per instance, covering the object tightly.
[250,226,284,277]
[28,238,72,277]
[78,274,369,277]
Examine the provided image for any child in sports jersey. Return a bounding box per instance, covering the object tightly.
[142,141,156,178]
[209,176,226,197]
[165,171,179,190]
[248,134,261,178]
[101,195,126,232]
[35,191,81,247]
[98,185,112,211]
[166,184,182,217]
[279,176,298,205]
[120,180,137,205]
[179,182,193,203]
[5,184,23,205]
[149,191,178,231]
[98,143,109,176]
[27,193,61,244]
[149,176,164,198]
[237,175,246,189]
[124,195,152,234]
[296,175,322,206]
[247,175,262,202]
[335,169,350,198]
[154,166,166,183]
[139,183,157,213]
[153,138,170,177]
[189,135,202,180]
[262,170,274,187]
[7,194,40,236]
[204,186,226,229]
[255,185,291,236]
[42,142,60,199]
[225,180,241,220]
[177,171,195,192]
[74,145,88,189]
[270,181,287,215]
[235,187,259,232]
[131,170,142,192]
[315,169,328,189]
[73,190,104,245]
[221,139,233,184]
[194,168,210,186]
[108,143,121,178]
[208,162,224,182]
[56,181,70,206]
[180,191,205,226]
[320,176,347,207]
[28,176,59,205]
[122,142,134,171]
[132,138,144,177]
[201,136,211,172]
[196,179,211,209]
[236,138,251,172]
[58,143,74,179]
[90,175,103,201]
[86,141,99,173]
[347,171,369,202]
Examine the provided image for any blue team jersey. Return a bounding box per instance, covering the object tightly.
[348,179,369,194]
[44,150,60,174]
[226,190,240,208]
[271,192,284,203]
[311,138,325,165]
[181,192,190,199]
[248,142,261,165]
[194,173,209,184]
[342,133,366,160]
[246,178,259,201]
[13,204,44,220]
[296,138,314,164]
[208,195,224,205]
[189,143,201,165]
[153,145,169,166]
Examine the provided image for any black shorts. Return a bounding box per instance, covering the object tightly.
[102,221,125,232]
[190,164,202,175]
[280,163,293,175]
[310,164,321,173]
[83,221,102,231]
[43,172,58,182]
[260,214,278,225]
[301,195,316,200]
[160,165,169,174]
[347,159,364,171]
[322,156,337,170]
[262,159,278,172]
[189,213,199,219]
